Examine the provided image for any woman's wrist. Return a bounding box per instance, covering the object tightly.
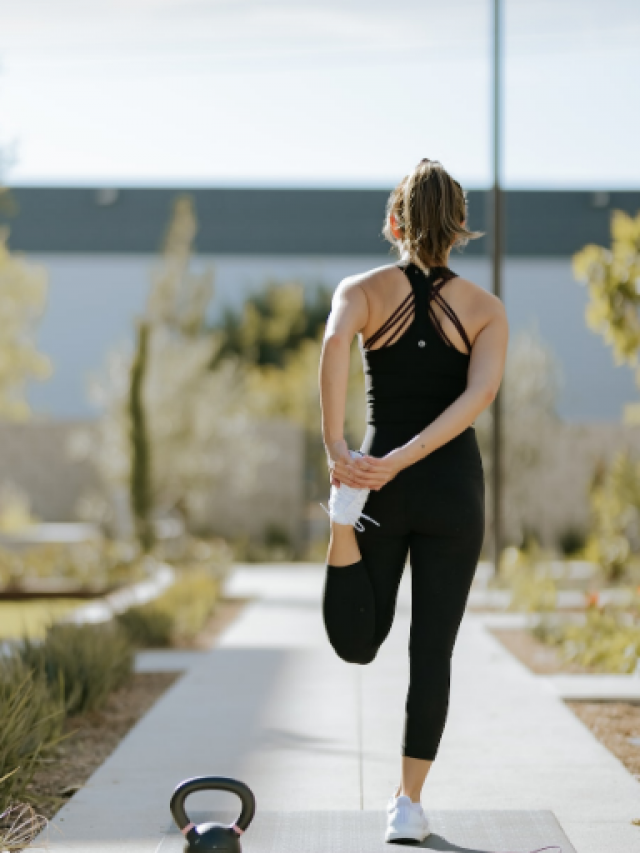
[324,435,346,449]
[385,446,413,475]
[323,436,348,462]
[393,435,430,471]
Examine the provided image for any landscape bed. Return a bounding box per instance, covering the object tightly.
[491,625,640,782]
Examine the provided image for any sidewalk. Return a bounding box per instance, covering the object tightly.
[33,563,640,853]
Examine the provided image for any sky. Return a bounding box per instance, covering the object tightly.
[0,0,638,189]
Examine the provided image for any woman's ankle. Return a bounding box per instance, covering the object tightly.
[394,785,421,803]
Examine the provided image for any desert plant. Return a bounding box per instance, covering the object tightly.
[556,524,587,557]
[129,320,153,552]
[16,622,134,716]
[117,569,220,647]
[585,450,640,580]
[498,544,558,612]
[212,280,332,368]
[163,571,220,640]
[0,481,38,533]
[573,209,640,382]
[0,228,52,422]
[0,538,146,593]
[0,801,48,851]
[72,196,273,541]
[116,604,174,647]
[0,659,65,807]
[534,605,640,673]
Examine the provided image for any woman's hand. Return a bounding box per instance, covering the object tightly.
[347,449,406,491]
[325,439,407,491]
[325,438,358,488]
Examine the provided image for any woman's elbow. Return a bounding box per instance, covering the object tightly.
[472,383,499,408]
[484,383,499,405]
[323,331,352,352]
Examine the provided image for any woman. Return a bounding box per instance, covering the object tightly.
[318,159,508,844]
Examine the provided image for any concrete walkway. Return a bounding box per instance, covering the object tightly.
[33,563,640,853]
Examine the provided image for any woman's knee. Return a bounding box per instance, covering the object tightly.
[331,642,378,665]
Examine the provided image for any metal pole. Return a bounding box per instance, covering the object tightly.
[491,0,503,575]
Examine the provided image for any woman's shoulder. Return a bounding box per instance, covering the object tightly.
[335,263,403,307]
[449,274,506,318]
[338,262,400,290]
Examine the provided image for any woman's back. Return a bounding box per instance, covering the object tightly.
[356,261,482,430]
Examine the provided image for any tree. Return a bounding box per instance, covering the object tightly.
[211,280,332,368]
[573,209,640,577]
[73,196,274,548]
[0,228,52,421]
[573,209,640,421]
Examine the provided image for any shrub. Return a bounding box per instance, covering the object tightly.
[165,571,220,640]
[0,802,48,851]
[585,451,640,581]
[116,605,174,647]
[534,606,640,673]
[117,570,220,647]
[498,545,558,612]
[0,659,65,808]
[556,524,587,557]
[16,622,134,716]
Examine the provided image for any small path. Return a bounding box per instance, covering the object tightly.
[540,673,640,701]
[32,563,640,853]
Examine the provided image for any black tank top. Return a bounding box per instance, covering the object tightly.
[359,262,472,428]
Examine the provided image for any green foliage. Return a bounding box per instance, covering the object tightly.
[498,545,558,612]
[212,281,332,368]
[87,196,271,539]
[117,569,220,647]
[0,228,53,422]
[116,605,174,647]
[585,450,640,581]
[0,600,89,641]
[0,802,48,851]
[210,279,339,513]
[129,319,154,553]
[0,538,148,593]
[573,212,640,580]
[0,658,65,807]
[230,523,296,563]
[16,622,134,716]
[534,604,640,673]
[556,524,587,557]
[147,194,213,336]
[573,209,640,370]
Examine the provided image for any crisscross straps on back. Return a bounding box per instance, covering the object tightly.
[428,269,472,354]
[362,263,472,355]
[362,288,415,350]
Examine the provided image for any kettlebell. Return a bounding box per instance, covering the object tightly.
[170,776,256,852]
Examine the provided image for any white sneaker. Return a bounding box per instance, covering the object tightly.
[385,793,430,844]
[320,450,380,532]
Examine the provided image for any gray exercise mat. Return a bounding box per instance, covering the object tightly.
[159,810,575,853]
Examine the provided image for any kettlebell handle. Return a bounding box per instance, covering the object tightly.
[170,776,256,836]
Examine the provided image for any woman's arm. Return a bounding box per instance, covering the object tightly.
[350,298,509,490]
[319,277,369,486]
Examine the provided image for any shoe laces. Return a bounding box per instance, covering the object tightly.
[320,484,379,532]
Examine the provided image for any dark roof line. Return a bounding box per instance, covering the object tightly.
[2,187,639,256]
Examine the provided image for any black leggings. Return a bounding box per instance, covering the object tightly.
[322,424,485,762]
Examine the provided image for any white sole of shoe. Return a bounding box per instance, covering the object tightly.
[385,826,431,845]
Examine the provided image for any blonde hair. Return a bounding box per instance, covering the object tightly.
[383,159,483,268]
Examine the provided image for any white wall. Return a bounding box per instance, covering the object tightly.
[25,252,637,423]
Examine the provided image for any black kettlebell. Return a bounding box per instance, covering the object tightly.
[170,776,256,852]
